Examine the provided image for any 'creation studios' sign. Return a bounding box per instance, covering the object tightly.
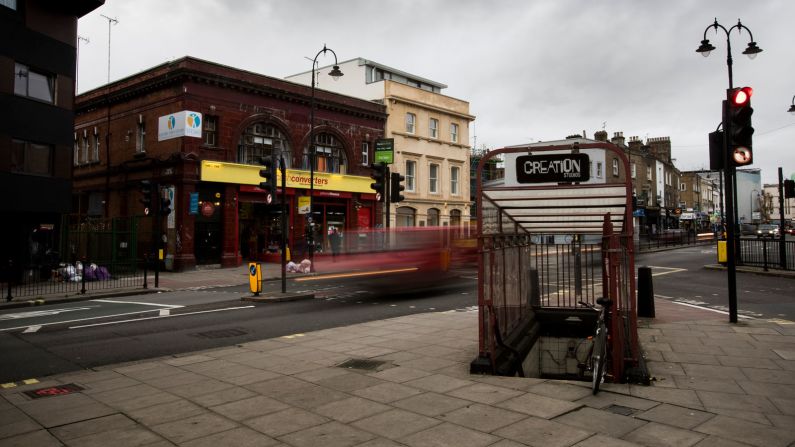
[515,153,590,183]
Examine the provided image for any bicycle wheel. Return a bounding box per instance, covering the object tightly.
[591,325,607,395]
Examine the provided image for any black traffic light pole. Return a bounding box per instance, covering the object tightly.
[280,156,287,293]
[697,18,761,324]
[778,168,787,270]
[721,102,739,323]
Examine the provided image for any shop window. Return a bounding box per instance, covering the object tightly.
[305,133,346,174]
[239,123,291,167]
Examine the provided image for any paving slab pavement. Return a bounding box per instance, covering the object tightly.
[2,295,794,447]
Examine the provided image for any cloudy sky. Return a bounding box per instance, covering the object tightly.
[76,0,795,184]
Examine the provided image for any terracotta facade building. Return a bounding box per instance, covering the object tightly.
[74,57,386,271]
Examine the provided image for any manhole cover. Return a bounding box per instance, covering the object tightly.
[192,328,248,339]
[605,404,636,416]
[337,359,386,371]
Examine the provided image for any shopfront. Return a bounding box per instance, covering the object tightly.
[200,160,378,264]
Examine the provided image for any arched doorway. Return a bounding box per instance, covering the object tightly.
[450,209,462,227]
[427,208,440,227]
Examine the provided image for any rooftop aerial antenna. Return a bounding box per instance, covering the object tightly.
[100,14,118,84]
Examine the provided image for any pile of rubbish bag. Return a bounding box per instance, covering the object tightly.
[56,261,111,282]
[285,259,312,274]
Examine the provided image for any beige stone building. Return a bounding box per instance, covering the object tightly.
[287,58,474,228]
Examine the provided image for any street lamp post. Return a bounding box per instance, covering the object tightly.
[696,18,762,323]
[307,45,343,271]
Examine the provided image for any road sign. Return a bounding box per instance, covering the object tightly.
[375,138,394,164]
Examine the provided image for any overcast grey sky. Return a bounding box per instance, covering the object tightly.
[76,0,795,184]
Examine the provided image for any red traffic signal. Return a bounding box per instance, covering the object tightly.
[726,87,754,167]
[730,86,752,106]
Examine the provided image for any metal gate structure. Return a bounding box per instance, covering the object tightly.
[471,143,640,383]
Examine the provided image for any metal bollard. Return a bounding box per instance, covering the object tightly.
[637,266,655,318]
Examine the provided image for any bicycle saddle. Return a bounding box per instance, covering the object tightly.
[596,297,613,307]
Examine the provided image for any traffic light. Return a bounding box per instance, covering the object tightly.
[369,163,387,202]
[390,172,405,203]
[258,156,276,195]
[708,130,724,170]
[160,195,172,217]
[139,180,152,214]
[726,87,754,166]
[785,179,795,199]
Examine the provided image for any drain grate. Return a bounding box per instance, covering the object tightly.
[337,359,387,371]
[605,404,636,416]
[192,328,248,339]
[25,383,84,399]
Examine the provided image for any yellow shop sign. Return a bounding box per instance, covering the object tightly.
[200,160,374,194]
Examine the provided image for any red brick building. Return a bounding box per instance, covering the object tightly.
[74,57,386,271]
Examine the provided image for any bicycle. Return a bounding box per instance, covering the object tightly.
[578,297,613,394]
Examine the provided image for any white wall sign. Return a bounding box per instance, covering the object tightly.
[158,111,202,141]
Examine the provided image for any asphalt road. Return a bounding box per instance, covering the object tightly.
[2,245,792,384]
[636,245,795,321]
[0,273,478,383]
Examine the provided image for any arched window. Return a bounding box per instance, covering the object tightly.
[396,207,416,227]
[427,208,440,227]
[239,123,291,167]
[450,209,462,226]
[305,133,347,174]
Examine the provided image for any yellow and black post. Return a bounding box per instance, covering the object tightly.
[248,262,262,296]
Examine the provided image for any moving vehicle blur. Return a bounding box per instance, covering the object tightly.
[303,226,476,293]
[756,224,779,239]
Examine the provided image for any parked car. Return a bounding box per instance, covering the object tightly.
[756,224,779,238]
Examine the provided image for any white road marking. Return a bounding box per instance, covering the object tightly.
[159,309,170,317]
[2,307,178,332]
[22,325,41,333]
[69,306,255,329]
[643,266,687,276]
[92,299,183,309]
[0,307,96,320]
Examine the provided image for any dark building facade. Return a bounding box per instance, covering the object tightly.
[0,0,104,276]
[74,57,386,271]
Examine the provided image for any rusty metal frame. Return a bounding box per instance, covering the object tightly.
[475,143,638,381]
